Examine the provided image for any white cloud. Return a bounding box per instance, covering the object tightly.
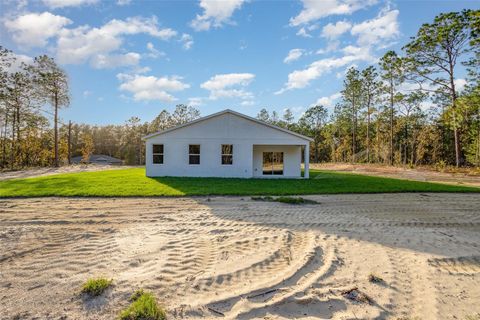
[146,42,166,59]
[284,49,304,63]
[5,13,179,69]
[180,33,194,50]
[290,0,377,26]
[43,0,97,8]
[118,73,190,102]
[351,9,399,46]
[240,100,255,106]
[201,73,255,100]
[190,0,246,31]
[277,45,374,93]
[83,90,92,98]
[316,40,340,54]
[312,92,341,107]
[295,24,319,38]
[454,78,467,92]
[117,0,131,5]
[4,12,72,47]
[56,16,177,67]
[188,97,204,106]
[90,52,141,69]
[132,66,152,74]
[296,27,312,38]
[280,7,399,94]
[321,20,351,39]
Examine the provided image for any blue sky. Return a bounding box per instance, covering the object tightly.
[1,0,478,125]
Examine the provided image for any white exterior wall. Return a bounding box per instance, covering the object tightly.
[252,145,301,178]
[145,112,309,178]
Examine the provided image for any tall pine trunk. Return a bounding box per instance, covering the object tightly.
[54,91,59,167]
[352,98,356,163]
[1,109,7,168]
[366,100,371,163]
[10,109,15,170]
[449,62,461,167]
[389,77,394,166]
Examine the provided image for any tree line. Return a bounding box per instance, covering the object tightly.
[0,10,478,169]
[259,10,479,167]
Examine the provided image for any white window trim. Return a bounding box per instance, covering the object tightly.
[188,144,201,165]
[221,144,233,165]
[152,144,164,165]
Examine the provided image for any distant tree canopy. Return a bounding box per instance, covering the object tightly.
[0,9,479,169]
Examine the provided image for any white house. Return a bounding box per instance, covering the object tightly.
[143,109,312,178]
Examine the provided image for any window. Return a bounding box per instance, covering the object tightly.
[262,152,284,175]
[221,144,233,165]
[152,144,164,164]
[189,144,200,164]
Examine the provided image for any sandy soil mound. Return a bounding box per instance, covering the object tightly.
[1,194,479,319]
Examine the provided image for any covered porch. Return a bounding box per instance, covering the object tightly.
[252,144,309,179]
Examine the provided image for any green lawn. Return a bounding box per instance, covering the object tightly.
[0,168,477,197]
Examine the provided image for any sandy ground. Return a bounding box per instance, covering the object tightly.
[313,163,480,188]
[1,195,479,319]
[0,164,137,181]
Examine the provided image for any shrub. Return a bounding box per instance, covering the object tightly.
[251,196,317,204]
[119,291,166,320]
[130,289,146,302]
[81,278,113,297]
[276,196,317,204]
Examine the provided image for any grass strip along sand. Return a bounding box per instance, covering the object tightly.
[0,168,477,197]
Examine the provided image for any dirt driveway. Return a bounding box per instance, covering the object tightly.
[0,164,138,181]
[1,194,479,319]
[313,163,480,188]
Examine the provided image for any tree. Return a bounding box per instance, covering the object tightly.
[283,109,294,123]
[403,10,474,166]
[342,67,363,163]
[397,91,427,165]
[80,133,94,163]
[170,104,200,125]
[361,66,380,163]
[299,105,328,163]
[29,55,70,167]
[149,110,172,133]
[257,108,270,122]
[380,51,404,165]
[283,109,294,129]
[4,71,36,168]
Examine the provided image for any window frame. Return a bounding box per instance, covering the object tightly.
[152,144,164,165]
[262,151,284,175]
[189,144,201,165]
[221,144,233,165]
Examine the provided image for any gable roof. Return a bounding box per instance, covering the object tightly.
[143,109,313,142]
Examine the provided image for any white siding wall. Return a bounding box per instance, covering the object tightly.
[145,113,308,178]
[252,145,301,178]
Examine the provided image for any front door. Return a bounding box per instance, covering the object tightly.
[262,152,284,175]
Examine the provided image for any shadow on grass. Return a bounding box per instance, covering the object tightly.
[147,169,478,196]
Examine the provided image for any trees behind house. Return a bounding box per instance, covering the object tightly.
[0,9,478,169]
[256,10,479,168]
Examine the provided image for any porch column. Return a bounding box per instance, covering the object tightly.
[304,143,309,179]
